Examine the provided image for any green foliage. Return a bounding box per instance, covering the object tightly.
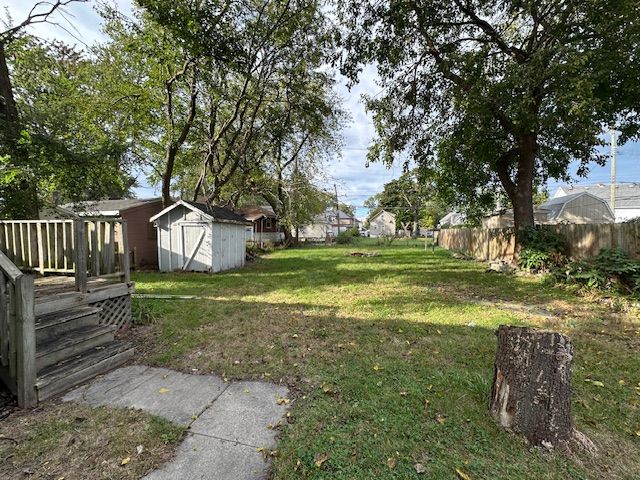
[340,0,640,232]
[557,248,640,295]
[335,227,360,244]
[517,227,567,273]
[1,37,133,217]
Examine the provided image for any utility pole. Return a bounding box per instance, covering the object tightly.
[334,183,341,235]
[610,128,617,214]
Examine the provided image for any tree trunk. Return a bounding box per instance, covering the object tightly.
[161,144,177,207]
[490,325,577,448]
[0,43,18,123]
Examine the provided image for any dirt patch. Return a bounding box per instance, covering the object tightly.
[0,401,183,480]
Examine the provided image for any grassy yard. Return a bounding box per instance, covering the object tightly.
[126,239,640,479]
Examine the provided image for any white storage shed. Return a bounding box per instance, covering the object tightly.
[150,200,249,272]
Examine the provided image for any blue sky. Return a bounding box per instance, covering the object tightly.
[4,1,638,218]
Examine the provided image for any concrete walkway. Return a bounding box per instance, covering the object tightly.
[63,365,289,480]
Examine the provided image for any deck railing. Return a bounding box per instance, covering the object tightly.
[0,219,130,289]
[0,250,36,407]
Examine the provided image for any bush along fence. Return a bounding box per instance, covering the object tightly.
[438,223,640,262]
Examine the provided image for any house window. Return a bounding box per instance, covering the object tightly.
[265,218,273,229]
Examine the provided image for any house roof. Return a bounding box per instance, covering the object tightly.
[237,205,277,222]
[369,209,396,222]
[149,200,249,225]
[439,212,466,227]
[61,198,162,216]
[539,192,613,220]
[555,183,640,209]
[334,209,355,220]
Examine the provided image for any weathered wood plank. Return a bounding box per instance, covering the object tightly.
[74,220,88,293]
[15,274,37,408]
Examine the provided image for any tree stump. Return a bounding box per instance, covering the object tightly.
[489,325,575,448]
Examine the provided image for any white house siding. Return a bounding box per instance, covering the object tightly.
[369,211,396,237]
[299,222,330,241]
[614,209,640,222]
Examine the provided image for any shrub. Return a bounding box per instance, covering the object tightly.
[555,248,640,295]
[517,226,567,273]
[336,227,360,244]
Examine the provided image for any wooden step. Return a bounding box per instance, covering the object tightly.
[36,341,134,401]
[36,324,116,371]
[35,306,102,343]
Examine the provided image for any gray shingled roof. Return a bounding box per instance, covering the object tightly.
[186,201,249,224]
[539,192,611,220]
[556,183,640,208]
[61,198,161,215]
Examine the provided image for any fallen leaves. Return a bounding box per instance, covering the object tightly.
[121,457,130,466]
[455,467,472,479]
[584,379,605,388]
[372,364,381,372]
[158,387,170,394]
[276,397,290,405]
[386,457,397,469]
[314,453,329,468]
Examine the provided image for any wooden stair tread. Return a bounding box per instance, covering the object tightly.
[35,306,102,330]
[36,324,115,358]
[36,341,134,389]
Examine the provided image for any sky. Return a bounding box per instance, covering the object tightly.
[4,0,639,219]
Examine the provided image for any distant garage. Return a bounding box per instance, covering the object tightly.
[150,200,249,272]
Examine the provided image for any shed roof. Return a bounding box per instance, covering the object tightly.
[539,192,613,221]
[149,200,249,225]
[555,183,640,208]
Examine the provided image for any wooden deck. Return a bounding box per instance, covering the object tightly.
[0,218,134,407]
[34,276,121,299]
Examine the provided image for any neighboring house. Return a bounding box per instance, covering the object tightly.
[238,205,285,245]
[60,198,164,268]
[149,200,249,273]
[369,209,396,237]
[553,183,640,222]
[538,192,614,224]
[330,209,357,235]
[298,212,332,242]
[438,212,466,228]
[482,208,550,228]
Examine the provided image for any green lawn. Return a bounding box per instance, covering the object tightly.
[130,240,640,479]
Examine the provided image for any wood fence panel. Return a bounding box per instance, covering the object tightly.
[439,223,639,262]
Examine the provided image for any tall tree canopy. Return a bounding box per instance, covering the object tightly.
[340,0,640,243]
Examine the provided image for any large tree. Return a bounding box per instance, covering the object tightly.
[0,0,91,217]
[340,0,640,244]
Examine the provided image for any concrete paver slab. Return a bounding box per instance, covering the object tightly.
[143,433,269,480]
[63,366,289,480]
[190,381,288,448]
[64,365,227,426]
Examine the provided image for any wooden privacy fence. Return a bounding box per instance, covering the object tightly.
[0,219,129,278]
[438,223,640,262]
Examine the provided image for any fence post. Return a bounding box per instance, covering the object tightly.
[121,220,130,283]
[74,220,87,293]
[15,274,36,407]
